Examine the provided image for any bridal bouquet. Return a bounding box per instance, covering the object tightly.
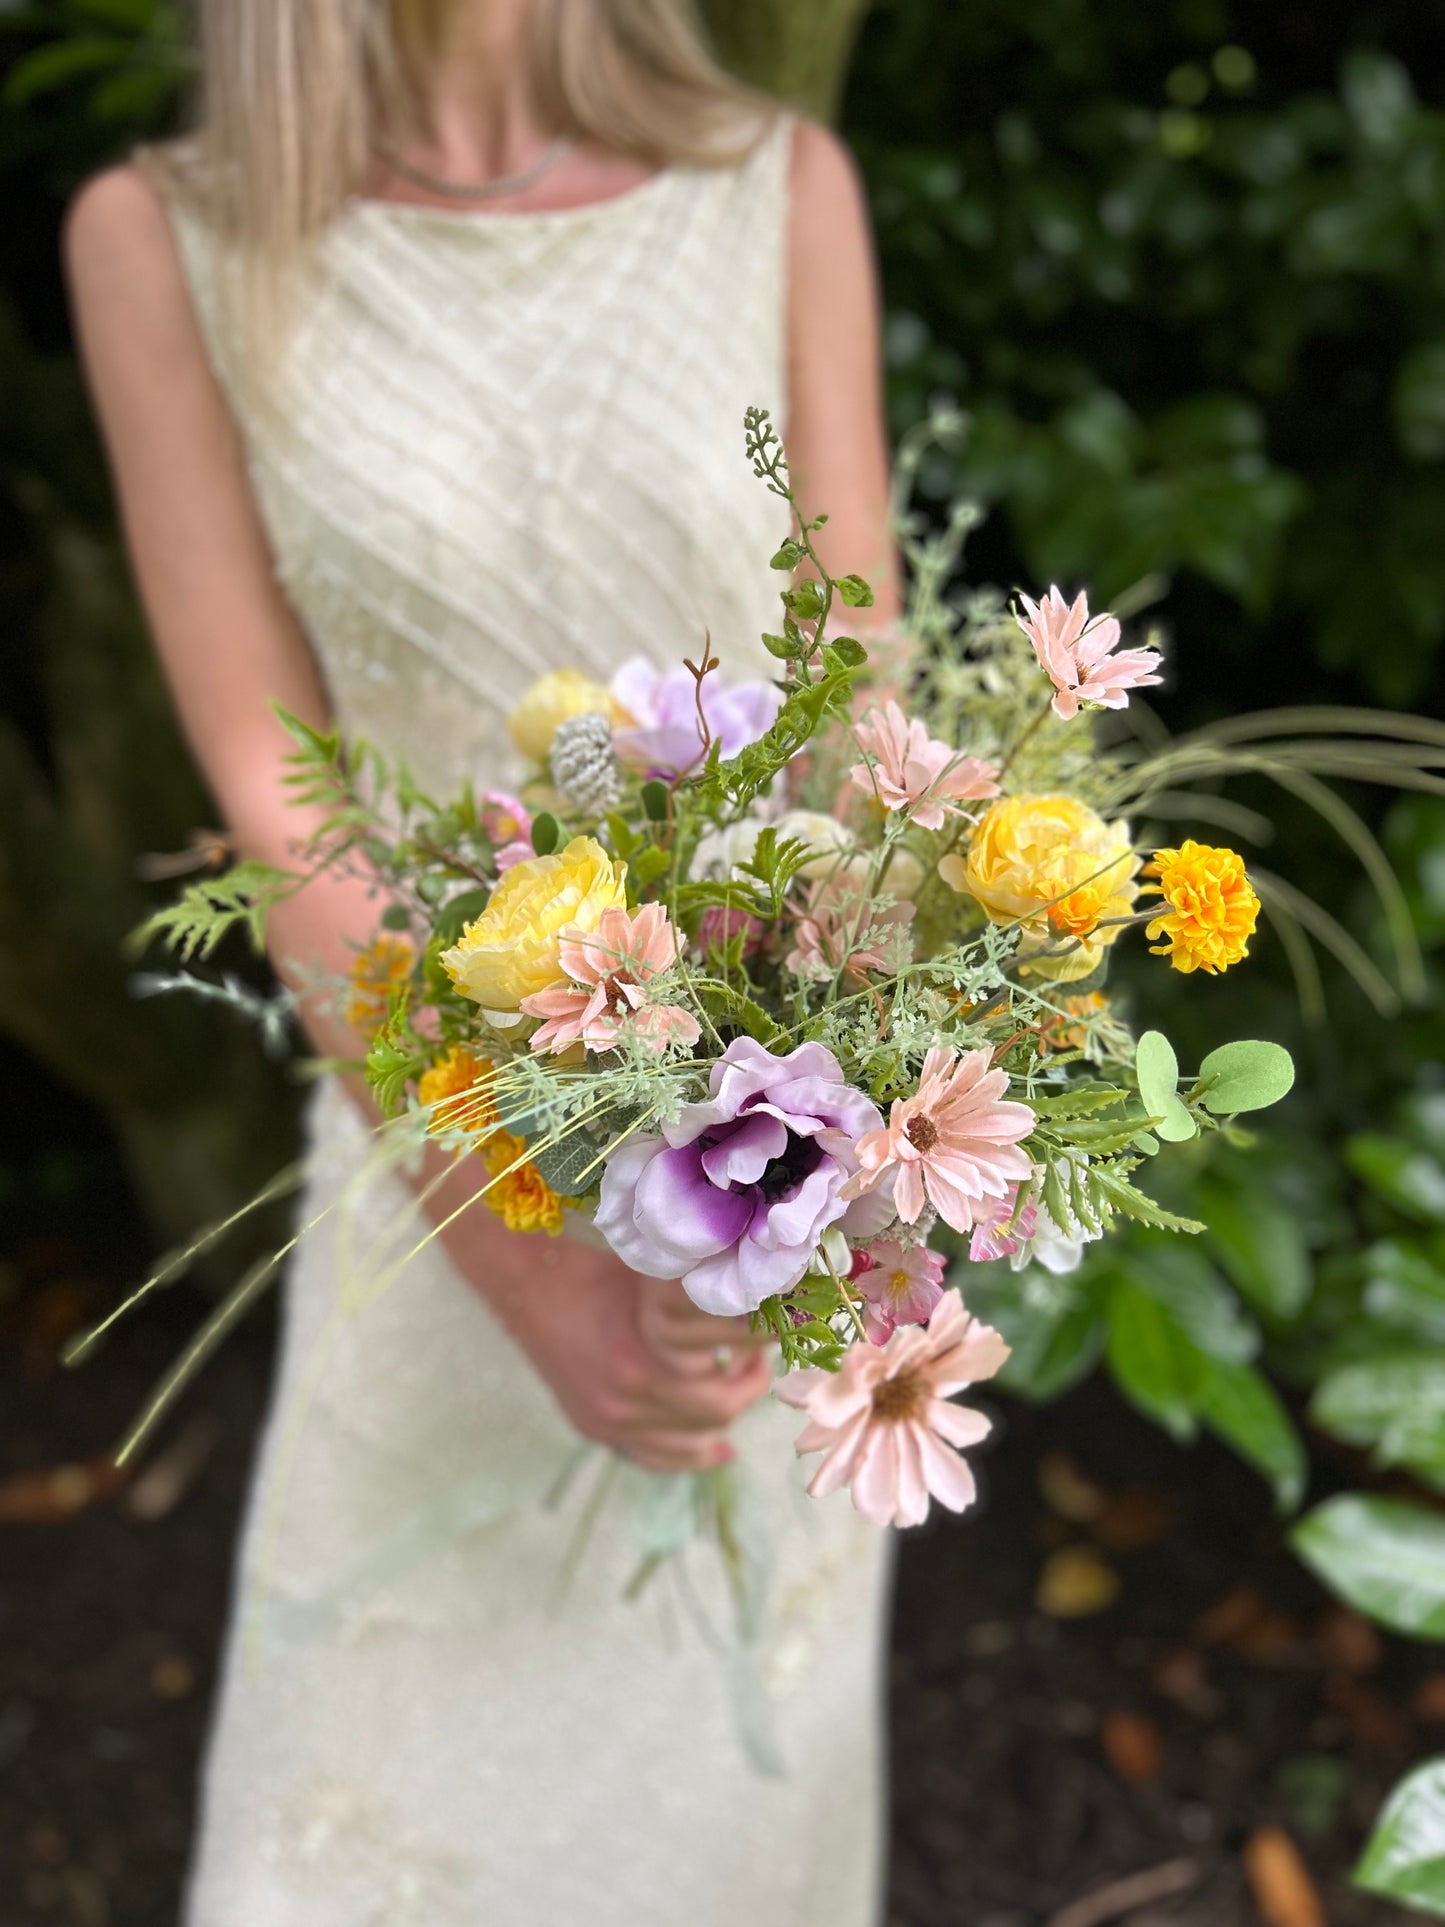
[141,407,1307,1532]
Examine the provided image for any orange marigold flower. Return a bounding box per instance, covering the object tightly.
[417,1046,498,1135]
[1142,841,1259,975]
[481,1129,567,1236]
[1039,992,1108,1054]
[344,934,413,1030]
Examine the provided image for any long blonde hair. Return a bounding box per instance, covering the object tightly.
[157,0,773,359]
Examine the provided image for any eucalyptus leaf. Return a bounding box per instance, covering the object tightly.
[1134,1029,1195,1140]
[529,811,560,856]
[1197,1039,1296,1114]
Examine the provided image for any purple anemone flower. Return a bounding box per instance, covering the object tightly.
[595,1037,897,1316]
[609,656,780,780]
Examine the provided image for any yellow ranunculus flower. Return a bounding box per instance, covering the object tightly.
[509,669,614,761]
[440,836,627,1011]
[940,792,1140,982]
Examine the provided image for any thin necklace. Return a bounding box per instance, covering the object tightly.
[374,133,570,203]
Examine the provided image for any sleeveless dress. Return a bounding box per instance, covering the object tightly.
[166,123,892,1927]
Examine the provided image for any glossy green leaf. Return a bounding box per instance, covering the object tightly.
[1346,1133,1445,1225]
[1310,1352,1445,1485]
[1196,1175,1313,1319]
[1197,1355,1306,1510]
[1356,1758,1445,1910]
[1105,1277,1201,1439]
[1197,1039,1295,1115]
[1361,1239,1445,1342]
[1292,1496,1445,1638]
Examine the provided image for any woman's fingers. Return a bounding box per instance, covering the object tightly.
[635,1351,772,1429]
[621,1429,736,1475]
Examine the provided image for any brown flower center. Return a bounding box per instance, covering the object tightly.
[871,1368,927,1424]
[905,1113,940,1154]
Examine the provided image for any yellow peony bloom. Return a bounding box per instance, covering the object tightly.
[1143,841,1259,974]
[440,836,627,1011]
[940,792,1140,982]
[509,669,614,761]
[482,1128,567,1236]
[417,1045,498,1135]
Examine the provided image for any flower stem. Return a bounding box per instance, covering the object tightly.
[822,1247,867,1344]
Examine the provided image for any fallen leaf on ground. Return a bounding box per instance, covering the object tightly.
[1412,1673,1445,1723]
[1101,1709,1163,1784]
[1092,1486,1177,1551]
[1036,1545,1121,1618]
[1315,1606,1383,1675]
[1037,1450,1108,1524]
[1151,1647,1224,1719]
[0,1459,125,1523]
[1243,1825,1324,1927]
[1195,1583,1266,1646]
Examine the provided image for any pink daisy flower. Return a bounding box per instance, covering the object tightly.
[849,700,999,831]
[775,1291,1009,1527]
[843,1045,1035,1236]
[1016,586,1163,722]
[520,903,701,1056]
[855,1240,947,1344]
[967,1185,1038,1263]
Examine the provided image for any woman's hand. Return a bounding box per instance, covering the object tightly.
[438,1178,772,1473]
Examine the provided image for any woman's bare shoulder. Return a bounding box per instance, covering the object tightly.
[789,121,870,230]
[64,163,190,332]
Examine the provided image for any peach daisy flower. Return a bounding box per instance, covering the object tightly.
[842,1046,1035,1235]
[1017,586,1163,721]
[775,1291,1009,1527]
[520,902,701,1055]
[849,700,999,830]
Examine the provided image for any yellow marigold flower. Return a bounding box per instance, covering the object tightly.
[416,1046,498,1136]
[940,793,1140,983]
[343,934,413,1030]
[481,1128,567,1236]
[1143,841,1259,975]
[509,669,614,761]
[440,836,627,1012]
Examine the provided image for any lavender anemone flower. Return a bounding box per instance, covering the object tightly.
[609,655,780,780]
[595,1038,897,1316]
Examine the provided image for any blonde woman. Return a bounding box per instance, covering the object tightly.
[67,1,898,1919]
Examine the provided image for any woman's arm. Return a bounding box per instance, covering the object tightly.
[785,122,900,628]
[64,165,767,1471]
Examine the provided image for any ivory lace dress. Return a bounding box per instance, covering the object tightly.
[167,122,892,1927]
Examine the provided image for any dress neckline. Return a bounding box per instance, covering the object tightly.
[346,162,682,230]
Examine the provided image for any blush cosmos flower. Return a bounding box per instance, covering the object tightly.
[854,1241,947,1345]
[609,655,780,779]
[784,878,915,985]
[1017,586,1163,722]
[849,700,999,831]
[594,1037,896,1316]
[520,903,701,1056]
[843,1046,1035,1236]
[775,1291,1009,1527]
[1142,841,1260,975]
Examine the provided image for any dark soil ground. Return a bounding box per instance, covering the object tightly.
[2,1250,1433,1927]
[0,1049,1431,1927]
